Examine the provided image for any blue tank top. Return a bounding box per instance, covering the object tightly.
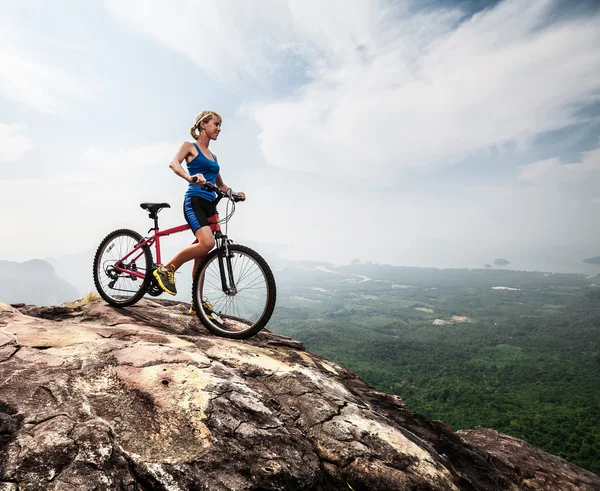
[185,143,220,201]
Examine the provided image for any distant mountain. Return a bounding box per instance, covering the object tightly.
[45,249,95,296]
[582,256,600,265]
[0,259,79,306]
[493,258,511,266]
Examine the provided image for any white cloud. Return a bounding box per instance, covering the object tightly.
[0,124,34,162]
[82,144,177,171]
[0,26,89,114]
[463,145,600,251]
[255,0,600,176]
[517,158,558,182]
[105,0,296,83]
[105,0,600,176]
[517,147,600,202]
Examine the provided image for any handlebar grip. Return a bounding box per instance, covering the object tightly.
[192,177,215,191]
[190,179,241,200]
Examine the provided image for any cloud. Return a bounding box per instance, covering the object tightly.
[0,124,34,162]
[105,0,600,177]
[463,145,600,250]
[255,0,600,176]
[517,158,559,182]
[82,144,177,171]
[0,26,90,115]
[105,0,297,83]
[517,146,600,202]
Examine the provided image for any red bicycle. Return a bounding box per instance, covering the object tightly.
[92,183,276,339]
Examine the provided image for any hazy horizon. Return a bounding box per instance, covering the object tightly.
[2,0,599,270]
[45,239,600,277]
[3,228,600,278]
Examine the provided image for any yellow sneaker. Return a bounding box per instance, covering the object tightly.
[189,300,211,316]
[202,299,214,313]
[153,265,177,295]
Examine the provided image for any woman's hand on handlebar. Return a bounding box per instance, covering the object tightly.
[190,174,206,186]
[194,180,245,202]
[225,188,245,201]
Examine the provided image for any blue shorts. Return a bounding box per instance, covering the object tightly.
[183,195,220,234]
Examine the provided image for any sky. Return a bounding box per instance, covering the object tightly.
[1,0,599,272]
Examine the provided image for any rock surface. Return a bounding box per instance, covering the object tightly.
[0,299,598,490]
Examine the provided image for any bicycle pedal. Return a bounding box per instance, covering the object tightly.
[204,308,223,324]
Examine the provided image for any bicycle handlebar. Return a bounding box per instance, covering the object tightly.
[191,177,245,202]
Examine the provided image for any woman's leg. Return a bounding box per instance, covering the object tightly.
[164,226,214,271]
[154,195,216,296]
[153,227,214,295]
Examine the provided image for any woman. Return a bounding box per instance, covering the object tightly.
[153,110,245,297]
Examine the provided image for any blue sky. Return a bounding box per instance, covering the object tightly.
[1,0,599,271]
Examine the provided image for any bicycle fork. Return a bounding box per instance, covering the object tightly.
[216,235,237,295]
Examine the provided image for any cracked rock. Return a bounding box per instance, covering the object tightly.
[0,299,597,490]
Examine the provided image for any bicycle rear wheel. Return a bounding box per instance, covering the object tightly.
[192,244,276,339]
[93,229,153,307]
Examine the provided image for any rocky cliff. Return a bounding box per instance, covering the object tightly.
[0,299,598,491]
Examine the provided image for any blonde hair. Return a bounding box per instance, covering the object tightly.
[190,110,222,139]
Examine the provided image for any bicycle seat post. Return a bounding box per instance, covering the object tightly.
[139,203,170,233]
[149,211,159,233]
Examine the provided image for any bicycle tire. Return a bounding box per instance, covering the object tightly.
[192,244,276,339]
[93,229,153,307]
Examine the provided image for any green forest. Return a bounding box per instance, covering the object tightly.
[268,261,600,474]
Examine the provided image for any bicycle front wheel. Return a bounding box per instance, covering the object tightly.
[93,229,153,307]
[192,244,276,339]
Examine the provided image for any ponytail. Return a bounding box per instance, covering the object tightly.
[190,110,222,140]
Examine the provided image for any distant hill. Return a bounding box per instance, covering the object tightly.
[45,249,95,296]
[493,258,511,266]
[0,259,79,306]
[582,256,600,265]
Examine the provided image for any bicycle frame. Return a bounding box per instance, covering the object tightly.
[113,223,191,280]
[113,225,237,294]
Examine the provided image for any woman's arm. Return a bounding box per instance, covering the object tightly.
[216,173,246,199]
[169,142,205,184]
[215,172,229,193]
